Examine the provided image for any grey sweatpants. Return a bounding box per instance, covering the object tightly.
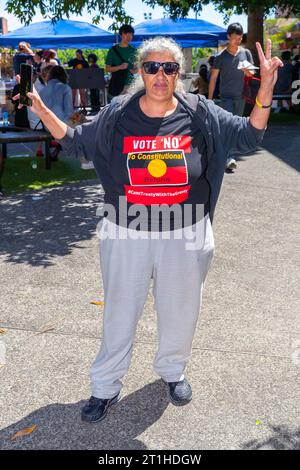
[90,215,215,398]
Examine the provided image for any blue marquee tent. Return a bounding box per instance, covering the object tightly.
[131,18,228,48]
[0,20,115,49]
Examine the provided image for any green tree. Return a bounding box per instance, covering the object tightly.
[6,1,300,61]
[6,0,134,32]
[145,1,300,63]
[7,0,300,26]
[56,48,108,66]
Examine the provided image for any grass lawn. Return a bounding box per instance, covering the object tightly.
[2,155,97,194]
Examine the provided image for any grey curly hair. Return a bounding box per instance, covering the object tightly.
[127,36,185,95]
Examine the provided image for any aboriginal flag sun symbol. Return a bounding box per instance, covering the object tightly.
[147,159,167,178]
[123,135,192,205]
[124,135,191,187]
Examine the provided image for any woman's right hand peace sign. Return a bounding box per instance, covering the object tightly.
[256,39,283,89]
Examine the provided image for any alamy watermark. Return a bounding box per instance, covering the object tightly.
[95,197,207,250]
[291,80,300,105]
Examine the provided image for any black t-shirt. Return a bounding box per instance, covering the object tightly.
[103,96,210,231]
[68,58,89,69]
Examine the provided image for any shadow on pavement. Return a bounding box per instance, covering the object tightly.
[0,380,169,450]
[0,181,104,268]
[1,126,298,269]
[259,124,300,174]
[242,424,300,450]
[230,124,300,174]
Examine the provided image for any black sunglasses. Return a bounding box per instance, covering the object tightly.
[142,61,180,75]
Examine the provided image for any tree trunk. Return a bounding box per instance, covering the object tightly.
[183,48,193,73]
[246,6,265,67]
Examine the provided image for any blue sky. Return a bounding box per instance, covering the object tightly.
[1,0,248,32]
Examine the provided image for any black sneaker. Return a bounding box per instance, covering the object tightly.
[165,378,192,406]
[81,393,121,423]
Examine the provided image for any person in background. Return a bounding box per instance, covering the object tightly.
[33,50,44,75]
[293,55,300,83]
[208,56,220,99]
[274,50,294,112]
[67,110,95,170]
[36,65,53,91]
[192,64,209,97]
[52,50,61,65]
[292,44,300,63]
[88,53,101,113]
[28,65,54,157]
[13,42,34,75]
[39,65,74,161]
[41,50,59,69]
[208,23,254,172]
[88,54,99,67]
[68,49,89,70]
[105,24,136,102]
[68,49,89,112]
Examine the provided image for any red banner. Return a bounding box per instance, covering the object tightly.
[125,185,191,205]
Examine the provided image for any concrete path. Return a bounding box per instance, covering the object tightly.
[0,123,299,450]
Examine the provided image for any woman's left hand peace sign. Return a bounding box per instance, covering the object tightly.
[256,39,283,88]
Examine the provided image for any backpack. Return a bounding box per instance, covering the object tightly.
[108,46,129,97]
[242,75,261,105]
[242,49,261,105]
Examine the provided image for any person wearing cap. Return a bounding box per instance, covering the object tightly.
[208,23,255,172]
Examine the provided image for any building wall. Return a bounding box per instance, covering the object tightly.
[0,17,8,35]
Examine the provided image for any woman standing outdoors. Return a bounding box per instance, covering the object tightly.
[14,37,282,423]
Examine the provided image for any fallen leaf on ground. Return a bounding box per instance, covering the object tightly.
[0,328,6,335]
[90,300,105,306]
[10,424,37,440]
[255,419,262,426]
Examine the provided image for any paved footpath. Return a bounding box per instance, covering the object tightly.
[0,124,299,450]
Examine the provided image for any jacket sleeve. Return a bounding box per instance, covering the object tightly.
[213,103,265,158]
[57,104,111,162]
[63,86,74,122]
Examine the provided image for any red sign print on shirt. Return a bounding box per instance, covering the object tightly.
[123,135,192,205]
